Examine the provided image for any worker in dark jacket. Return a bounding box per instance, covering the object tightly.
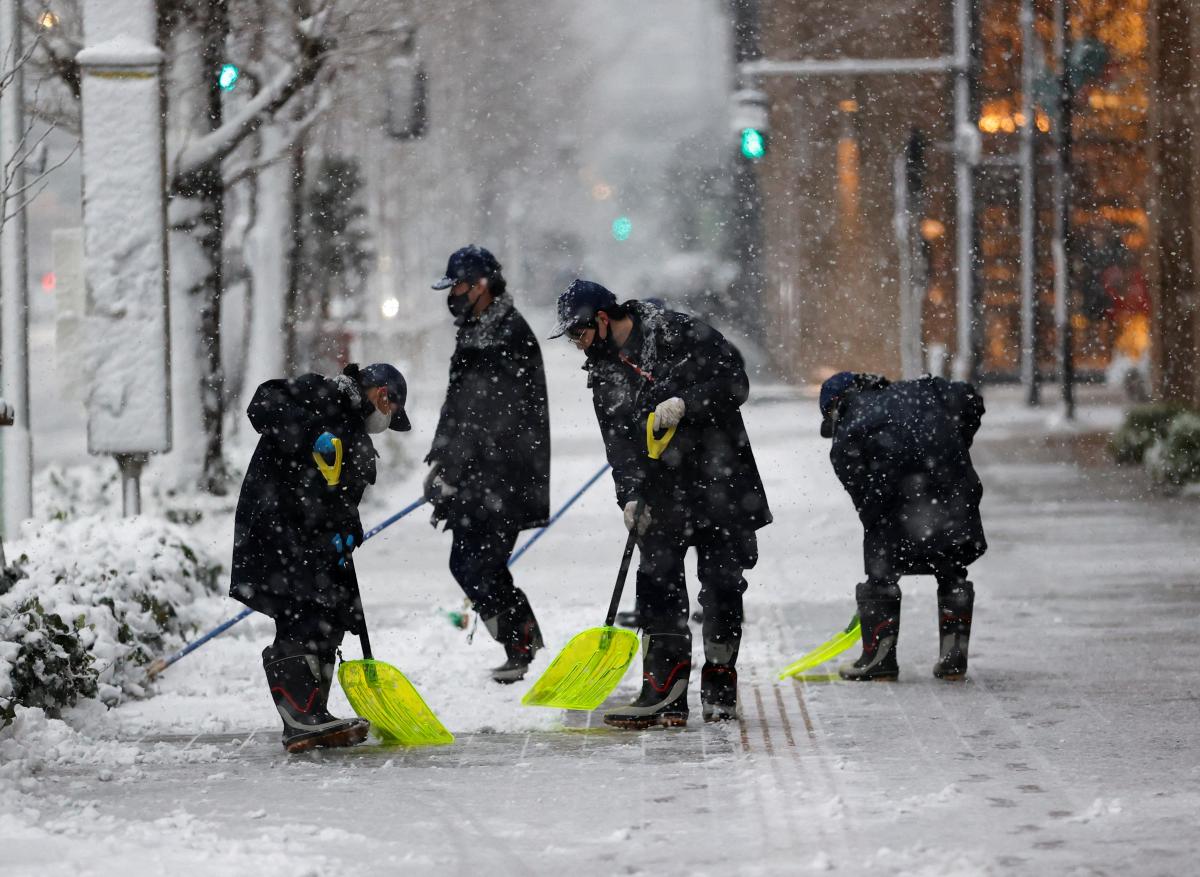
[819,372,986,681]
[552,280,771,728]
[231,362,411,753]
[426,245,551,683]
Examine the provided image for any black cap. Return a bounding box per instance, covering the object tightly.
[550,279,618,338]
[818,371,856,438]
[359,363,411,431]
[431,245,501,290]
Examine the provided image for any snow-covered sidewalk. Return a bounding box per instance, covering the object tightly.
[5,377,1200,875]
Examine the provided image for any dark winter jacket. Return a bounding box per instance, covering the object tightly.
[586,301,771,535]
[427,295,551,531]
[829,375,986,578]
[230,367,378,632]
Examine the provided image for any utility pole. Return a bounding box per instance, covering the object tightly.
[727,0,767,344]
[1051,0,1075,418]
[1018,0,1040,405]
[0,0,33,540]
[952,0,980,382]
[78,0,172,514]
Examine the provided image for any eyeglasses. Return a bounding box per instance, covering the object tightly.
[566,323,593,342]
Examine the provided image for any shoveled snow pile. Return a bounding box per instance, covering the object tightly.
[1,516,224,724]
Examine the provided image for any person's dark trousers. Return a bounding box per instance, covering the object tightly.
[637,524,755,718]
[449,523,542,666]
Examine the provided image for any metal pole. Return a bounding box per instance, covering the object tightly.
[952,0,978,382]
[893,152,920,379]
[1019,0,1040,405]
[0,0,33,540]
[115,453,148,516]
[1051,0,1075,418]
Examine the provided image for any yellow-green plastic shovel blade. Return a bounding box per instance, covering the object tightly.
[338,658,454,746]
[522,626,640,711]
[777,618,862,680]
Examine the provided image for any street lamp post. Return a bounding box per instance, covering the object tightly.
[0,0,33,540]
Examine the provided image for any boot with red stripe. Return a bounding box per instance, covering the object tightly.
[263,642,369,753]
[838,582,901,681]
[603,632,691,729]
[701,638,739,722]
[933,582,974,680]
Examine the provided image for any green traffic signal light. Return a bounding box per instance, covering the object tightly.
[740,127,766,160]
[612,216,633,242]
[218,63,240,92]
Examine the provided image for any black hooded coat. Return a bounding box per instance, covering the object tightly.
[426,295,551,531]
[587,301,771,535]
[829,375,987,577]
[229,367,378,632]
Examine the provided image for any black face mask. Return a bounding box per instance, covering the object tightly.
[586,333,618,362]
[446,290,474,324]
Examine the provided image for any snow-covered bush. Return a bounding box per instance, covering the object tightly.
[1109,403,1189,464]
[1146,412,1200,490]
[35,462,239,527]
[0,516,224,726]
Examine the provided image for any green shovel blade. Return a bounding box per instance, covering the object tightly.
[338,658,454,746]
[522,626,640,711]
[777,616,862,680]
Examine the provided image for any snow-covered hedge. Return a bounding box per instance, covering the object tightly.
[0,516,223,726]
[1109,402,1189,465]
[1146,412,1200,490]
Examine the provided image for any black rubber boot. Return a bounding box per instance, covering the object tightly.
[701,638,739,722]
[263,643,369,753]
[839,582,901,681]
[933,582,974,680]
[603,632,691,729]
[484,590,544,684]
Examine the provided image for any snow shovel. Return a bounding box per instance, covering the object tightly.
[777,615,861,680]
[338,578,454,746]
[522,414,677,711]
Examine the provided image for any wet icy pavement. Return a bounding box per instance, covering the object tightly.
[14,387,1200,876]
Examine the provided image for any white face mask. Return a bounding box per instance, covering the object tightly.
[365,408,390,434]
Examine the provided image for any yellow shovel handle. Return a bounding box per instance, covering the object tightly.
[645,412,677,460]
[312,437,344,487]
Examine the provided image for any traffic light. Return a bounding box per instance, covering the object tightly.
[740,127,766,161]
[218,63,240,93]
[732,89,770,161]
[612,216,633,242]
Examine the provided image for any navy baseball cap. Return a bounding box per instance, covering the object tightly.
[360,363,411,431]
[432,245,501,290]
[818,371,856,438]
[550,279,618,338]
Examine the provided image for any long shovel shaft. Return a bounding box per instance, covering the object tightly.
[148,497,428,677]
[509,464,610,567]
[604,497,644,628]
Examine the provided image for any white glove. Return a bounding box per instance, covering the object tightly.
[653,397,686,429]
[623,500,651,534]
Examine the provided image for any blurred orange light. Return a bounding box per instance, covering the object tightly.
[839,99,859,113]
[591,182,613,201]
[920,218,946,241]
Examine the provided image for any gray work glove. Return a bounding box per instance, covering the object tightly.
[623,499,651,535]
[423,464,458,504]
[653,396,686,429]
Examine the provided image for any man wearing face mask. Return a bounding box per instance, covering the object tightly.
[551,280,771,728]
[426,245,551,683]
[230,362,411,753]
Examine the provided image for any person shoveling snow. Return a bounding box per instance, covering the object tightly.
[229,362,411,753]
